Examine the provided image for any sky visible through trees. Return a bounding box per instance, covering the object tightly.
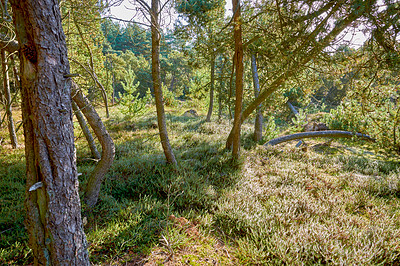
[108,0,368,47]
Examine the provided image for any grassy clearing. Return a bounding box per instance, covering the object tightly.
[1,105,400,265]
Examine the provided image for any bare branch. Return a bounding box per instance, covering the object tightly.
[0,33,18,54]
[103,16,151,27]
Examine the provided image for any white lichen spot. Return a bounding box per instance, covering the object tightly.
[47,56,57,66]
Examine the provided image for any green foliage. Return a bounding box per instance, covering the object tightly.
[175,0,224,24]
[101,20,192,105]
[264,116,278,141]
[61,0,108,102]
[118,67,150,118]
[102,20,151,57]
[291,108,307,130]
[323,102,363,132]
[323,93,400,153]
[162,83,179,107]
[284,87,305,106]
[0,150,29,265]
[4,0,400,264]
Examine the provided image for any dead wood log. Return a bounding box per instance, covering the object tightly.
[265,130,375,146]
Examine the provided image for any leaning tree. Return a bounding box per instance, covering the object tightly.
[225,0,378,148]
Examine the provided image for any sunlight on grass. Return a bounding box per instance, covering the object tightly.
[1,106,400,265]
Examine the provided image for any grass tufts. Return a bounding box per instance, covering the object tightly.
[1,106,400,265]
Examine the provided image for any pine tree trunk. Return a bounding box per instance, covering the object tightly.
[151,0,177,165]
[206,53,215,122]
[1,49,18,148]
[10,0,90,264]
[251,53,263,142]
[169,75,175,91]
[229,0,244,159]
[228,54,235,120]
[218,56,227,121]
[218,87,223,121]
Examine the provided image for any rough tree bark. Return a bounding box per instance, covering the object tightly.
[9,0,90,265]
[206,52,215,122]
[226,2,371,148]
[72,100,101,160]
[151,0,177,165]
[71,82,115,209]
[251,53,263,142]
[1,49,18,148]
[228,0,244,159]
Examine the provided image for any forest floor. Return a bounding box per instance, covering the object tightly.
[1,104,400,265]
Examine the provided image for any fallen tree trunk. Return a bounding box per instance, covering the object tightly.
[265,130,375,146]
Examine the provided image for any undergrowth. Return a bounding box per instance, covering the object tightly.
[1,106,400,265]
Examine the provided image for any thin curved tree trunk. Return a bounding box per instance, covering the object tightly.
[72,101,101,160]
[228,0,244,159]
[251,53,263,142]
[71,82,115,209]
[1,49,18,148]
[151,0,177,165]
[10,0,90,264]
[206,52,216,122]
